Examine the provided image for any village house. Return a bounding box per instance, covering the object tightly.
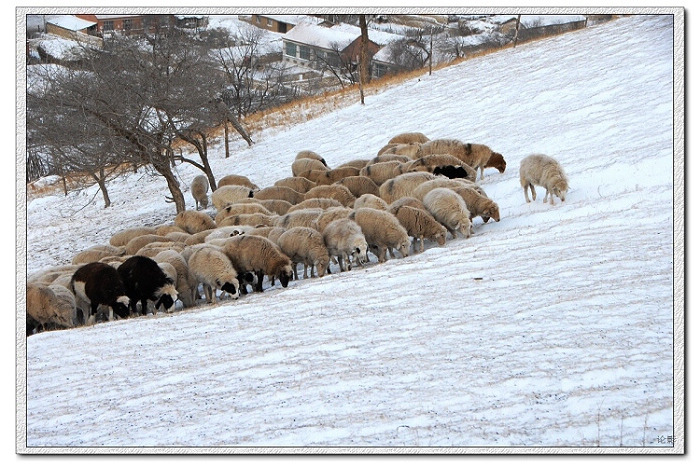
[244,14,323,34]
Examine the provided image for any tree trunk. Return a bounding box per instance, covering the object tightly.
[359,15,370,105]
[514,15,522,47]
[95,170,111,208]
[224,120,230,158]
[153,158,186,213]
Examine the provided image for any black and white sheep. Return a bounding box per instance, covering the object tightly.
[422,188,473,239]
[153,249,197,308]
[349,208,411,263]
[519,153,569,204]
[187,246,241,303]
[222,235,295,292]
[277,227,331,279]
[117,255,179,316]
[70,262,131,324]
[26,283,78,333]
[322,218,369,272]
[191,174,210,210]
[404,154,478,181]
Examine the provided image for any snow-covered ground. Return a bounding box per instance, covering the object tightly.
[19,14,681,452]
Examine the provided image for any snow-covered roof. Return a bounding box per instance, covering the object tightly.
[283,22,359,50]
[46,15,96,32]
[331,23,403,46]
[256,14,323,26]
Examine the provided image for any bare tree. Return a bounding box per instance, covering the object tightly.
[358,14,370,105]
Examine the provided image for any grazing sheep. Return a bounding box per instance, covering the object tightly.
[449,185,501,224]
[519,153,569,204]
[388,132,430,145]
[50,272,78,291]
[394,205,448,253]
[379,172,437,204]
[354,193,389,211]
[184,228,217,246]
[222,235,294,292]
[324,166,362,184]
[175,210,217,234]
[404,154,477,181]
[336,159,371,170]
[117,256,178,316]
[154,224,189,236]
[164,231,192,243]
[246,226,276,238]
[254,186,305,205]
[322,218,369,272]
[275,208,324,229]
[277,227,331,279]
[26,283,78,333]
[70,262,130,324]
[295,150,328,167]
[71,245,126,265]
[274,176,317,193]
[420,139,505,180]
[304,184,357,207]
[349,208,411,263]
[218,174,260,191]
[359,161,404,186]
[334,175,380,198]
[154,249,197,308]
[313,206,354,233]
[411,177,480,202]
[369,153,413,165]
[288,197,343,212]
[28,265,79,285]
[135,242,187,258]
[377,143,423,159]
[422,188,473,239]
[187,246,241,303]
[387,196,427,216]
[218,213,279,228]
[109,226,158,247]
[215,202,273,224]
[292,157,328,177]
[212,185,255,211]
[205,226,253,243]
[157,262,178,285]
[191,174,210,210]
[124,234,172,256]
[236,198,293,216]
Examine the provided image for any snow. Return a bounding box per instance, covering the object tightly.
[20,14,680,452]
[46,14,96,32]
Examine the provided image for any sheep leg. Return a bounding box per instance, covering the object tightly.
[420,237,425,253]
[255,270,265,292]
[530,184,537,201]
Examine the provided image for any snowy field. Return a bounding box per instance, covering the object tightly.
[18,14,682,453]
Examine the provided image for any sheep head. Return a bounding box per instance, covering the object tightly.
[112,295,131,319]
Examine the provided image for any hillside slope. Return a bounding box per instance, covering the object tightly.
[22,14,678,451]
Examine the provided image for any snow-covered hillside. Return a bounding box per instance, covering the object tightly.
[21,14,679,452]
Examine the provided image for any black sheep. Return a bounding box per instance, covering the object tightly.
[432,165,469,179]
[70,262,131,324]
[117,255,179,315]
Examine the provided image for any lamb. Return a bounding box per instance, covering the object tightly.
[109,226,158,247]
[70,262,130,324]
[349,208,411,263]
[191,174,210,210]
[218,213,279,228]
[153,249,197,308]
[214,202,273,224]
[221,235,294,292]
[26,283,78,333]
[174,210,217,234]
[449,185,501,224]
[295,150,328,167]
[254,186,305,205]
[187,246,241,303]
[212,184,255,211]
[359,161,404,186]
[334,175,380,198]
[124,234,173,256]
[292,157,328,177]
[288,197,343,212]
[411,177,480,202]
[274,176,317,193]
[322,218,369,272]
[313,207,353,233]
[393,205,448,253]
[420,139,506,180]
[519,153,569,204]
[422,188,473,239]
[404,154,477,181]
[218,174,260,191]
[354,193,389,211]
[71,245,126,265]
[277,227,331,279]
[388,132,430,145]
[303,184,356,207]
[378,172,437,204]
[275,208,324,229]
[117,255,179,316]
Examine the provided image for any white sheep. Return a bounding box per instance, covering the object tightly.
[214,202,273,224]
[349,207,411,263]
[354,193,389,211]
[292,157,328,177]
[71,245,126,265]
[274,176,317,193]
[359,161,404,186]
[288,197,343,212]
[335,159,371,170]
[449,185,501,224]
[109,226,158,247]
[154,224,189,236]
[334,175,380,198]
[26,283,78,333]
[322,218,369,272]
[411,177,480,202]
[313,207,354,233]
[187,246,241,303]
[153,249,197,308]
[387,196,427,216]
[254,186,305,205]
[295,150,328,167]
[388,132,430,145]
[191,174,210,210]
[420,139,506,180]
[124,234,173,255]
[377,142,423,159]
[135,242,187,258]
[239,198,293,215]
[379,172,437,204]
[184,228,217,246]
[28,265,80,285]
[369,153,413,165]
[218,213,279,228]
[277,226,331,279]
[303,184,357,207]
[212,184,255,211]
[422,188,473,239]
[205,226,253,243]
[222,235,295,292]
[174,210,217,234]
[275,208,324,229]
[393,205,448,253]
[218,174,260,191]
[519,153,569,204]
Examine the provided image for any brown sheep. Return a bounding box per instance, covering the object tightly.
[359,161,404,186]
[254,186,305,205]
[303,184,356,207]
[420,139,505,180]
[334,175,380,198]
[174,210,217,234]
[274,176,317,193]
[378,172,437,205]
[218,174,260,191]
[222,235,294,292]
[388,132,430,145]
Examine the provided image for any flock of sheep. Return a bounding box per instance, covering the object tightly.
[26,131,569,336]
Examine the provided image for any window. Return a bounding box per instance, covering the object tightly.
[123,19,132,31]
[299,45,310,60]
[267,18,273,26]
[103,20,114,31]
[285,42,297,57]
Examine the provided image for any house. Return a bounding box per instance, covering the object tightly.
[75,14,176,37]
[45,15,98,40]
[174,15,208,30]
[492,15,587,41]
[246,14,323,34]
